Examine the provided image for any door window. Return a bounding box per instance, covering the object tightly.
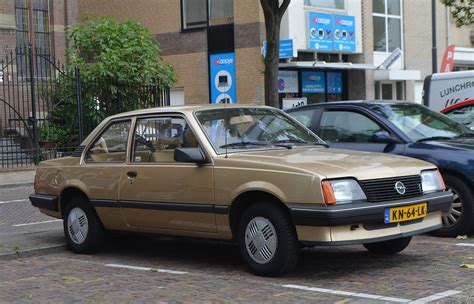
[319,111,385,143]
[132,116,199,163]
[85,120,131,162]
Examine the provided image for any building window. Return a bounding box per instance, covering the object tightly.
[304,0,345,10]
[181,0,233,30]
[372,0,402,52]
[375,81,405,100]
[15,0,51,77]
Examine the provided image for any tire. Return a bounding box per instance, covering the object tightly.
[363,236,411,255]
[431,174,474,237]
[237,201,299,277]
[63,198,105,254]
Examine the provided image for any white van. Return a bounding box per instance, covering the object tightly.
[423,70,474,111]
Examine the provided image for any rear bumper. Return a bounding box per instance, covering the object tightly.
[29,194,59,212]
[288,191,452,227]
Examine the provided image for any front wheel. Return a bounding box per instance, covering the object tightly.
[363,236,411,254]
[237,202,299,277]
[63,198,104,254]
[431,174,474,237]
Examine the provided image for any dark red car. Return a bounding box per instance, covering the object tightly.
[441,99,474,130]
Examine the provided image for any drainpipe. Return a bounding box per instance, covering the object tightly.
[431,0,438,73]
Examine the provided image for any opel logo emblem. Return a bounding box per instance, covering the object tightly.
[394,181,406,195]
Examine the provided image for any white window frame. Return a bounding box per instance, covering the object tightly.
[372,0,404,54]
[303,0,347,12]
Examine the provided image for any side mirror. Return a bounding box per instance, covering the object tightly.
[372,131,400,144]
[174,148,207,164]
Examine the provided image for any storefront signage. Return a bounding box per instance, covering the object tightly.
[278,71,299,93]
[307,12,357,53]
[327,72,342,94]
[209,53,237,104]
[263,39,296,59]
[333,14,356,52]
[282,97,308,110]
[308,12,333,51]
[302,71,325,93]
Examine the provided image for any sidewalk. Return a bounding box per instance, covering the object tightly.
[0,169,36,188]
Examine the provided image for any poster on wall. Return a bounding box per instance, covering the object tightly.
[307,12,333,51]
[302,71,325,93]
[209,53,237,104]
[278,71,299,93]
[333,14,356,52]
[327,72,342,94]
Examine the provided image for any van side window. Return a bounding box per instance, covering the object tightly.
[85,120,131,162]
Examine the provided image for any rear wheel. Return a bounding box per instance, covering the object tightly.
[363,237,411,254]
[432,174,474,237]
[63,198,104,253]
[237,201,299,277]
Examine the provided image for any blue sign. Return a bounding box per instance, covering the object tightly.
[333,14,356,52]
[302,71,325,93]
[327,72,342,94]
[308,12,333,51]
[209,53,237,104]
[263,39,295,59]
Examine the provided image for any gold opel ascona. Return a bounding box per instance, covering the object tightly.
[30,105,452,276]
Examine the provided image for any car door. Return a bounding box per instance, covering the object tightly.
[82,119,132,229]
[316,108,405,154]
[119,114,216,233]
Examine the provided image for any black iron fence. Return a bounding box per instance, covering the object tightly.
[0,46,170,169]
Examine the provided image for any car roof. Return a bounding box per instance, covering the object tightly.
[285,100,417,111]
[107,104,276,119]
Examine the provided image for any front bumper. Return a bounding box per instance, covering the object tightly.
[288,191,452,227]
[289,191,453,245]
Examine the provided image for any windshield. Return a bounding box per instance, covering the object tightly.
[194,107,325,154]
[369,103,474,141]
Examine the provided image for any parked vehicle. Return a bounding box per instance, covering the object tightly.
[441,99,474,130]
[287,101,474,237]
[30,105,451,276]
[423,70,474,111]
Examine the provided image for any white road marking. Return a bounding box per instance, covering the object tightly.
[0,199,29,205]
[456,243,474,247]
[282,284,411,303]
[410,290,461,303]
[13,219,62,227]
[105,263,188,275]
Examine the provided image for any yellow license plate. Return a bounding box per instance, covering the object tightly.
[384,203,427,223]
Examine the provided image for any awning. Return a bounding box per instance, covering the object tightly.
[279,61,376,70]
[454,47,474,66]
[374,69,421,81]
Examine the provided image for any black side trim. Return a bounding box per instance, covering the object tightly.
[91,199,230,215]
[29,194,59,212]
[71,145,85,157]
[289,192,453,227]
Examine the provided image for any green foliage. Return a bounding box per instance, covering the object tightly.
[43,16,175,148]
[440,0,473,27]
[68,16,175,89]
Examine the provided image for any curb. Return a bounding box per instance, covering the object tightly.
[0,182,34,189]
[0,244,67,261]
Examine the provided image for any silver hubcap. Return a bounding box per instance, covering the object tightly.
[245,217,277,264]
[67,207,89,245]
[442,187,463,228]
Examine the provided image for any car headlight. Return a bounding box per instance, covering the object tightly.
[321,179,367,205]
[421,170,446,194]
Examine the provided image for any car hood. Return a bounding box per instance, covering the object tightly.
[418,137,474,151]
[223,147,435,180]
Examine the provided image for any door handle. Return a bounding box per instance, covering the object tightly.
[127,171,138,178]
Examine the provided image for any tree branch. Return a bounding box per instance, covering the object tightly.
[278,0,291,18]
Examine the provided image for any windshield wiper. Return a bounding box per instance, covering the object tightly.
[219,141,268,149]
[416,136,454,143]
[271,139,330,148]
[456,133,474,138]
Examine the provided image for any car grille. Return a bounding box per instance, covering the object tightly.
[359,175,423,203]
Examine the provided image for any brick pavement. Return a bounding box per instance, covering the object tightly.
[0,234,472,303]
